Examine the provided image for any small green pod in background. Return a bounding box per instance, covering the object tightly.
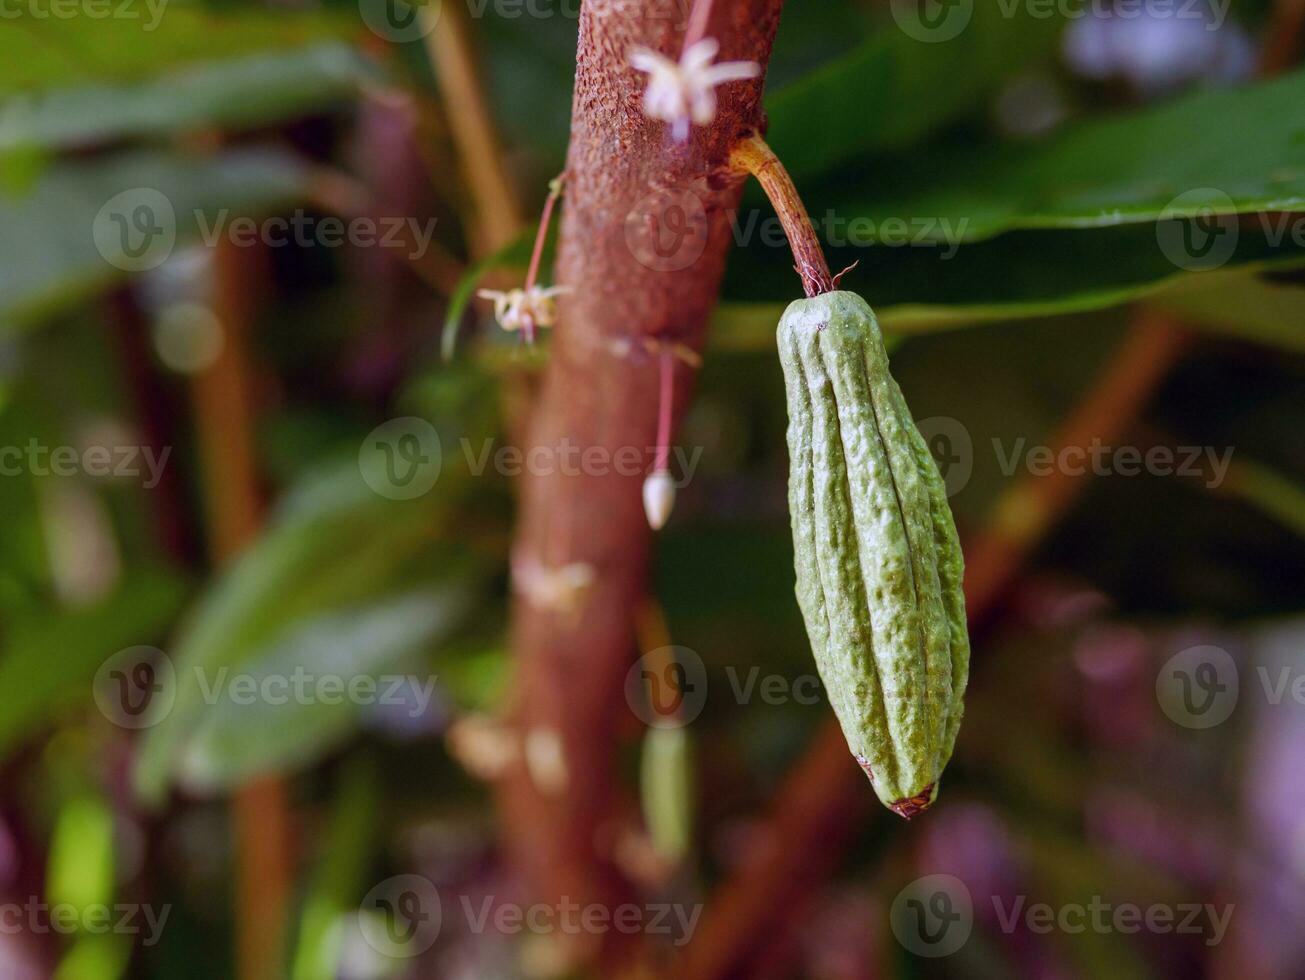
[640,725,693,864]
[778,290,969,818]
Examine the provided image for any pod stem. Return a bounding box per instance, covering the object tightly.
[729,132,833,297]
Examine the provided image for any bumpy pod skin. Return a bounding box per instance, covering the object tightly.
[778,291,969,818]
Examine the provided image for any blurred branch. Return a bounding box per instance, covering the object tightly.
[681,312,1190,980]
[188,239,292,980]
[496,0,782,970]
[307,167,467,294]
[1262,0,1305,75]
[105,289,196,564]
[423,0,523,252]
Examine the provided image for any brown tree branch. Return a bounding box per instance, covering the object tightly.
[188,240,294,980]
[495,0,784,968]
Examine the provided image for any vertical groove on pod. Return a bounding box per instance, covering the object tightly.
[876,370,952,771]
[796,317,905,800]
[815,332,928,790]
[902,411,970,761]
[778,328,839,723]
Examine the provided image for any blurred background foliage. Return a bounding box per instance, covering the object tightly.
[1,0,1304,977]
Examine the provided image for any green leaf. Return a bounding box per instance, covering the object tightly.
[175,590,470,791]
[0,147,307,327]
[766,5,1064,183]
[828,70,1305,243]
[1,6,359,92]
[47,795,115,914]
[1,43,377,153]
[1224,460,1305,540]
[133,454,484,802]
[1151,269,1305,351]
[716,220,1305,346]
[0,569,187,760]
[640,726,693,864]
[291,756,381,980]
[53,935,132,980]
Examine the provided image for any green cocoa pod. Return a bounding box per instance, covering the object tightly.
[778,290,969,818]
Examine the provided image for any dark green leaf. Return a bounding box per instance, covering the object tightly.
[2,43,377,152]
[0,569,187,760]
[717,214,1305,345]
[766,5,1064,183]
[133,452,485,802]
[0,148,307,327]
[827,70,1305,243]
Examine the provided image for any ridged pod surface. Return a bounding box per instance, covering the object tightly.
[778,291,969,818]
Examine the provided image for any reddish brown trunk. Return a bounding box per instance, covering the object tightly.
[496,0,784,959]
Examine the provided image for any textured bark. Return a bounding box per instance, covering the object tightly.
[497,0,784,960]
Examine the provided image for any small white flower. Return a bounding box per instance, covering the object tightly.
[512,556,595,615]
[630,38,760,142]
[476,284,568,334]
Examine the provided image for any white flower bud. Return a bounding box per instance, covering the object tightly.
[643,469,676,530]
